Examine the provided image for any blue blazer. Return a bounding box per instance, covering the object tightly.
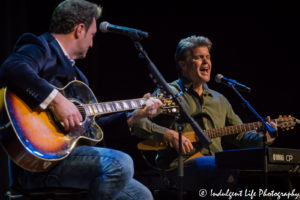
[0,32,88,106]
[0,32,130,139]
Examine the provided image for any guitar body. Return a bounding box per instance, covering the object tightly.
[0,81,103,172]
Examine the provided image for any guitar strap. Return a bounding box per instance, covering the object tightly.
[178,78,188,92]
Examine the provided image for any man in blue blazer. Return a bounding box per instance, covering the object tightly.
[0,0,160,199]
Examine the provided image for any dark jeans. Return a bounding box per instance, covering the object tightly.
[18,146,153,200]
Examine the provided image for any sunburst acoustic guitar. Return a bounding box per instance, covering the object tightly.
[0,80,178,172]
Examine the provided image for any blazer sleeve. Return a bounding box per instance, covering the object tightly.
[0,33,55,107]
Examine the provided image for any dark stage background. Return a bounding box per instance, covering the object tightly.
[1,0,300,195]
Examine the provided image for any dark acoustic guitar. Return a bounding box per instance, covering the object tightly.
[138,115,297,163]
[0,80,178,172]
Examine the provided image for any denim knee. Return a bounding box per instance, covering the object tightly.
[117,151,134,182]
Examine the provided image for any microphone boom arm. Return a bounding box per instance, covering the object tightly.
[215,74,251,93]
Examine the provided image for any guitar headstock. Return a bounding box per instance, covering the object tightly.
[276,115,296,131]
[156,93,179,114]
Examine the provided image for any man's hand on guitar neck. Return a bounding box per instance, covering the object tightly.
[258,116,277,145]
[163,129,194,155]
[127,93,162,127]
[50,92,82,131]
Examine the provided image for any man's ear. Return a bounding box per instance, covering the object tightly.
[75,24,85,39]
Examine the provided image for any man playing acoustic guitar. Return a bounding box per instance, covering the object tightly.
[133,35,277,195]
[0,0,162,199]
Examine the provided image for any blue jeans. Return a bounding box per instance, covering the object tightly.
[18,146,153,200]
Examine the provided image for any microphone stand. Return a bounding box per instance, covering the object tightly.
[227,82,277,192]
[133,41,211,200]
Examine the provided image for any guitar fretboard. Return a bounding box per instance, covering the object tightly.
[205,121,263,138]
[205,117,290,139]
[183,117,296,144]
[81,98,146,116]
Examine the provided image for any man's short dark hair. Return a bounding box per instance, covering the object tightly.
[174,35,212,76]
[49,0,102,34]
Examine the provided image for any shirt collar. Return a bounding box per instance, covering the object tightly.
[54,38,76,66]
[179,77,213,97]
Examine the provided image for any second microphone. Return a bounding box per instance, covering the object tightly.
[99,21,149,41]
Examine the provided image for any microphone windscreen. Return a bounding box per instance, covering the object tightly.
[215,74,223,83]
[99,21,109,32]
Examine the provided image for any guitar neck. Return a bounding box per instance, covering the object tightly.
[206,121,263,138]
[185,119,282,143]
[138,116,295,151]
[82,98,146,116]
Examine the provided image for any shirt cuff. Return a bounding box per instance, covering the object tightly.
[39,89,58,109]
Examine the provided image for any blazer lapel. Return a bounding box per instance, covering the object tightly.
[43,33,77,82]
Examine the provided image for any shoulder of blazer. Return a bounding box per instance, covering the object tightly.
[13,32,53,60]
[14,33,47,51]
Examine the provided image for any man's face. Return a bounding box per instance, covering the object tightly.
[76,18,97,59]
[180,46,212,84]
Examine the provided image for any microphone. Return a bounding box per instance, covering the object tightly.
[215,74,251,93]
[99,21,149,41]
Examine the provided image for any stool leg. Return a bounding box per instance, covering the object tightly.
[5,190,24,200]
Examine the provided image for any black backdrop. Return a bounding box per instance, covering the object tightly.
[1,0,300,192]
